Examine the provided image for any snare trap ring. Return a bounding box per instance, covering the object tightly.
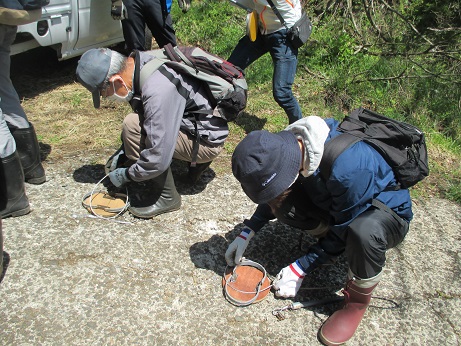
[222,259,272,307]
[81,174,129,219]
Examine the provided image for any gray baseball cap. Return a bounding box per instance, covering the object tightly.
[76,48,112,108]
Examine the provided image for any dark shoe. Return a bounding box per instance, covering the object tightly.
[10,123,46,184]
[128,167,181,219]
[318,272,381,345]
[0,151,30,218]
[0,251,10,284]
[188,161,212,184]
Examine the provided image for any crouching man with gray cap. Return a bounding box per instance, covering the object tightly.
[226,116,412,345]
[76,48,228,218]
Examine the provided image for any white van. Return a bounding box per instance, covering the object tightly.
[11,0,125,60]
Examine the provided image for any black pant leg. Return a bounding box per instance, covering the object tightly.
[143,0,177,47]
[120,0,147,51]
[345,206,409,279]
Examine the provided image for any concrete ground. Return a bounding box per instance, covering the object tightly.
[1,153,460,345]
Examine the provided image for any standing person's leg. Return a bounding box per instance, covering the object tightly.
[143,0,177,48]
[319,206,409,345]
[9,123,46,184]
[267,30,302,124]
[121,0,147,51]
[0,24,45,184]
[0,219,2,279]
[0,108,15,159]
[228,34,267,70]
[0,25,29,129]
[0,219,3,284]
[0,108,30,218]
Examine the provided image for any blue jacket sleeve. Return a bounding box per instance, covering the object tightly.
[243,204,275,232]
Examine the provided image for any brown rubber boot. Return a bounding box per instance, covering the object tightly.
[318,271,381,346]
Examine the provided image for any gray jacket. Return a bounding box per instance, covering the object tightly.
[127,51,229,182]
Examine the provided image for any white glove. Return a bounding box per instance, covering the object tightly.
[109,168,130,187]
[225,227,255,266]
[273,261,306,298]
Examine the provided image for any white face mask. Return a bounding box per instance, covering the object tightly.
[106,80,133,103]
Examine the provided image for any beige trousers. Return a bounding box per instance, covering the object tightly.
[122,112,223,163]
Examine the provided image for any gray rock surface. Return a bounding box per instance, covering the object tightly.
[1,152,460,345]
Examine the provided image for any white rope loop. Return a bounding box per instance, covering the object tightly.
[223,259,272,307]
[82,173,129,220]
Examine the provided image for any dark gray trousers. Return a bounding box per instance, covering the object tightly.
[337,204,408,278]
[274,182,409,279]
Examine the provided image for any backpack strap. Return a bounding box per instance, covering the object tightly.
[320,132,402,190]
[190,117,200,168]
[130,50,144,115]
[139,58,168,89]
[163,43,182,62]
[174,46,197,71]
[265,0,288,29]
[319,132,362,181]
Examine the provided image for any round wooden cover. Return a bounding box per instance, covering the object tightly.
[82,192,127,217]
[222,264,271,305]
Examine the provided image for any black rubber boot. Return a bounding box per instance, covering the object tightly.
[188,161,212,184]
[0,151,30,218]
[10,123,46,185]
[128,167,181,219]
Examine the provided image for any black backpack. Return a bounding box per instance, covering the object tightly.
[320,107,429,189]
